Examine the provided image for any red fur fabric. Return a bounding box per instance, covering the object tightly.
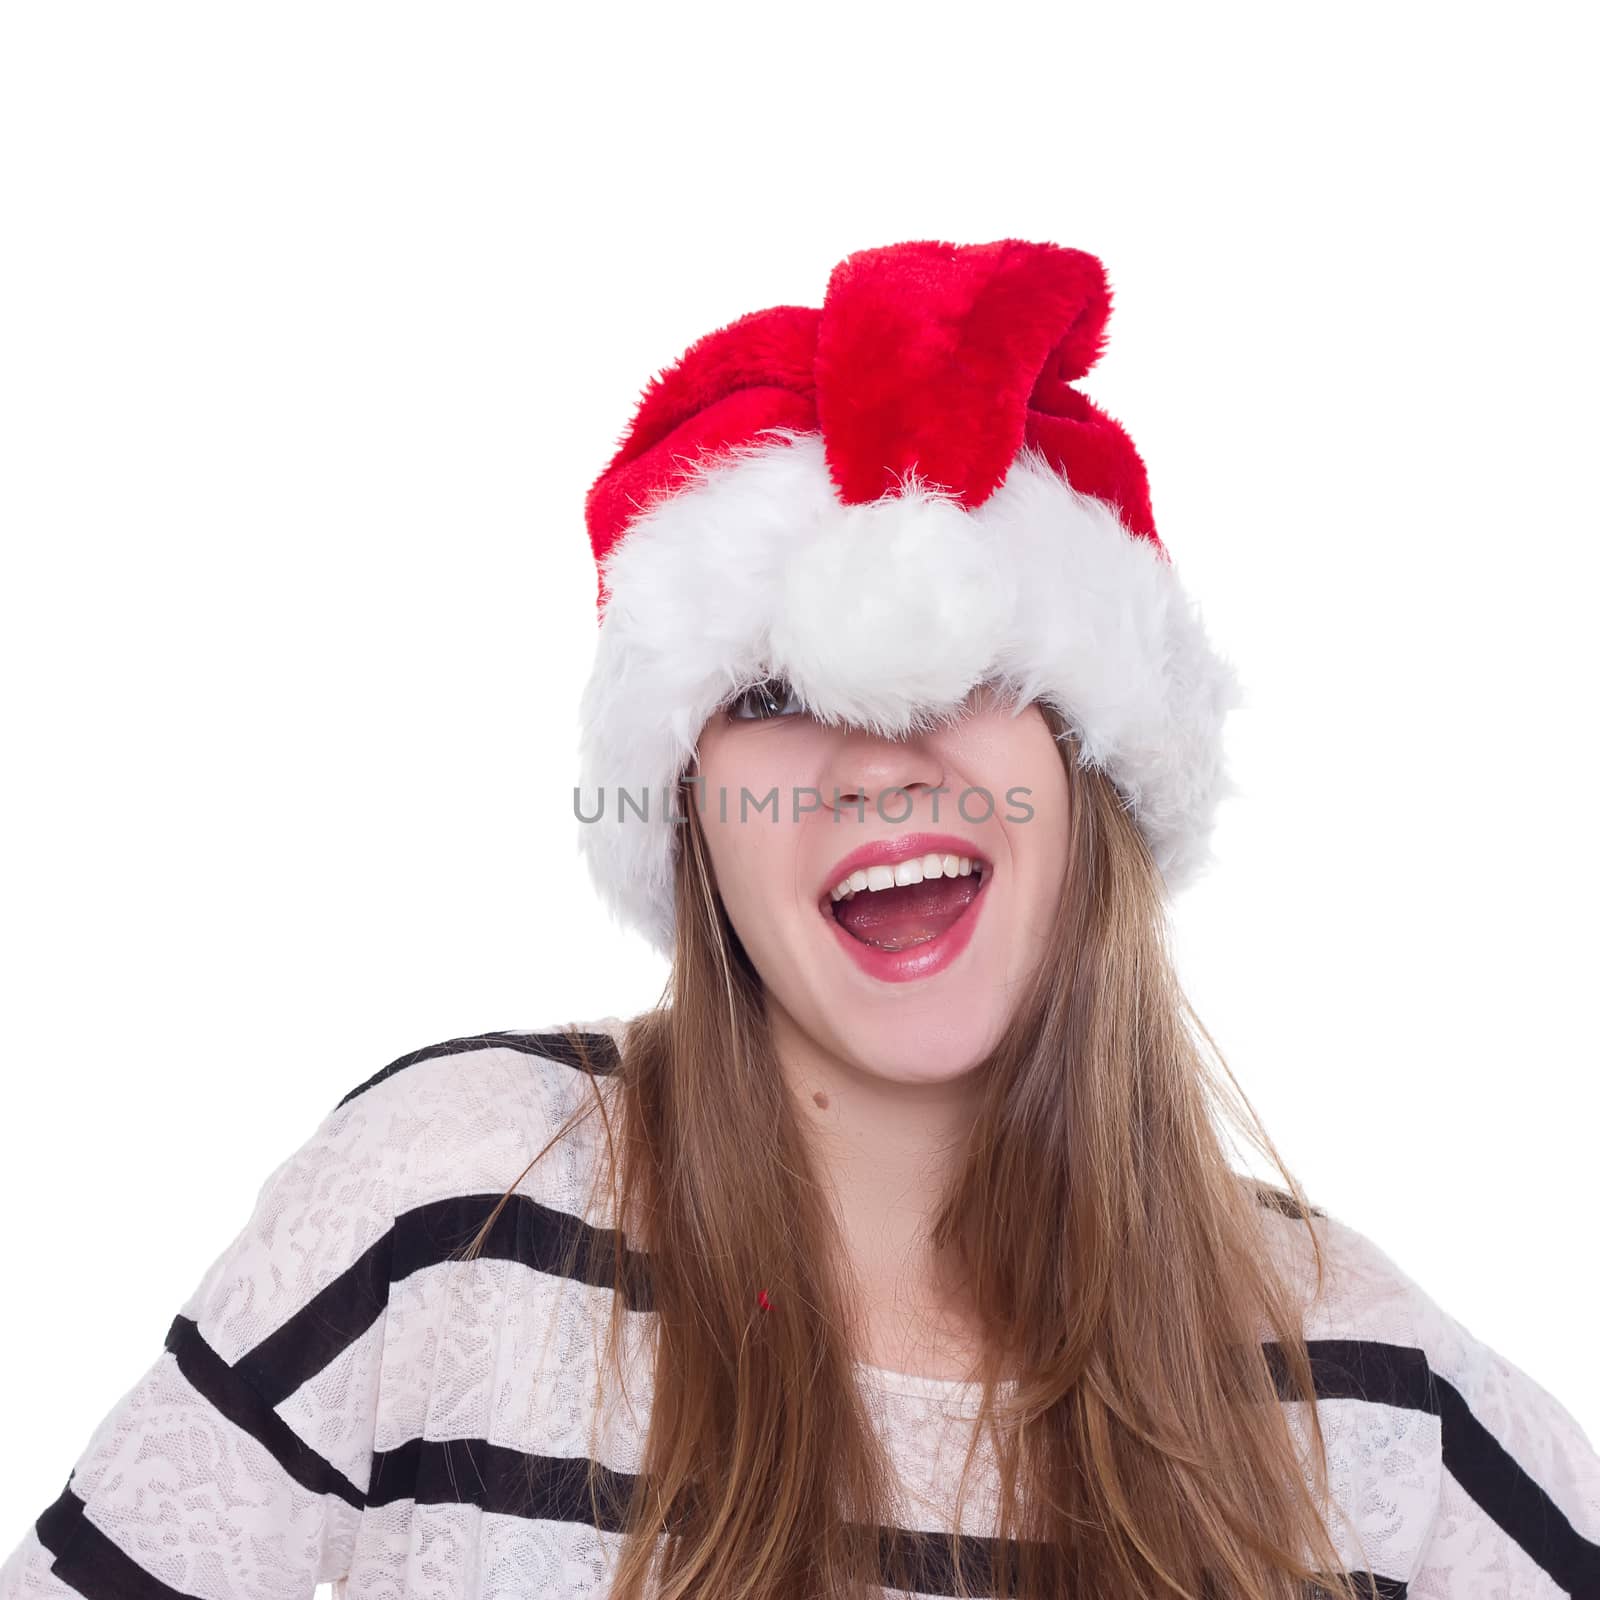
[585,238,1162,615]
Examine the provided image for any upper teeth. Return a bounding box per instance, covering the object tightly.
[829,853,978,901]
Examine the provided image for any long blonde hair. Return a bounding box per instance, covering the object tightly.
[457,700,1371,1599]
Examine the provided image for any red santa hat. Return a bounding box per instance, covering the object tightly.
[577,238,1241,955]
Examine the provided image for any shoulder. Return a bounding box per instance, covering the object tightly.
[213,1017,629,1276]
[315,1017,631,1213]
[16,1020,635,1588]
[1255,1200,1600,1596]
[1255,1195,1438,1353]
[1262,1197,1593,1429]
[332,1017,628,1114]
[177,1018,632,1372]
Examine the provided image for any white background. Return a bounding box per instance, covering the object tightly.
[2,0,1595,1567]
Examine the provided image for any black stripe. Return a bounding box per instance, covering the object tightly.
[362,1437,1408,1599]
[392,1188,654,1309]
[368,1435,638,1528]
[1269,1339,1600,1593]
[1303,1577,1407,1599]
[232,1225,393,1407]
[364,1437,1031,1597]
[335,1027,620,1109]
[30,1467,1408,1600]
[1434,1368,1600,1597]
[1249,1179,1324,1221]
[163,1314,365,1508]
[35,1481,195,1599]
[1266,1338,1437,1414]
[877,1522,1017,1597]
[229,1189,653,1411]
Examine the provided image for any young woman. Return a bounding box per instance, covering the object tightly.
[5,239,1597,1600]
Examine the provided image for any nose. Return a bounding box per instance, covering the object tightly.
[822,723,949,823]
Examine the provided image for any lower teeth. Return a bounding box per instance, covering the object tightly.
[862,930,940,952]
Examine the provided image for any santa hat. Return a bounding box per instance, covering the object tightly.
[577,238,1241,956]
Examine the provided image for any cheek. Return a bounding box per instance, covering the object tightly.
[974,726,1072,917]
[1015,756,1072,919]
[700,822,765,928]
[691,728,813,927]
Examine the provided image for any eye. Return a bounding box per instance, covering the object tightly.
[727,675,805,721]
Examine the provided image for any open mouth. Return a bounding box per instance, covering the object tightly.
[821,861,988,953]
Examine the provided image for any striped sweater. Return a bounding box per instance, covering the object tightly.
[3,1023,1597,1599]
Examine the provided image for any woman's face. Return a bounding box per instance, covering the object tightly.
[689,681,1071,1085]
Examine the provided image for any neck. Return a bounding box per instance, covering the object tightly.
[766,997,986,1368]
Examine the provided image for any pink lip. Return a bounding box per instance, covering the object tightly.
[817,831,993,986]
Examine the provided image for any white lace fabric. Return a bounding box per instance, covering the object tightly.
[2,1024,1596,1598]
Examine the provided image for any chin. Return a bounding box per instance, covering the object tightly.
[829,1003,1007,1085]
[758,926,1015,1079]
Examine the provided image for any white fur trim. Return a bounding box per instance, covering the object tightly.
[577,430,1243,955]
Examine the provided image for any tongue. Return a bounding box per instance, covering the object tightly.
[832,875,980,951]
